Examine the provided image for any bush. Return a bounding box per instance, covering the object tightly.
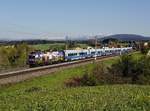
[80,73,98,86]
[0,43,34,70]
[91,62,115,84]
[25,102,49,111]
[65,74,98,87]
[139,42,150,54]
[110,54,134,77]
[65,62,113,87]
[65,76,83,87]
[134,56,150,84]
[109,54,150,84]
[25,86,42,93]
[65,54,150,87]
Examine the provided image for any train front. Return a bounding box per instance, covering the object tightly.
[28,51,44,67]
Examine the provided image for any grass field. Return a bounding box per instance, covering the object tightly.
[31,43,65,51]
[0,53,150,111]
[31,43,89,51]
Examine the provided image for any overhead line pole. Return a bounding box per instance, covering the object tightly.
[65,36,68,50]
[95,36,97,60]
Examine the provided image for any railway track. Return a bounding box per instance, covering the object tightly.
[0,55,117,85]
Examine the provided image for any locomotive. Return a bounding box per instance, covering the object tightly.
[28,47,132,67]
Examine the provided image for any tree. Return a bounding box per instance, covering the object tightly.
[15,43,33,66]
[139,42,149,54]
[0,47,10,68]
[0,43,34,69]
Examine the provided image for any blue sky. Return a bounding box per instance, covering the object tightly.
[0,0,150,40]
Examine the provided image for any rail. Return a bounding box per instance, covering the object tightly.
[0,55,117,85]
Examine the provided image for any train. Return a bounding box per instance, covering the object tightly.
[28,47,132,67]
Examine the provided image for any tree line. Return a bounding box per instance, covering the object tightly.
[0,43,33,70]
[65,53,150,87]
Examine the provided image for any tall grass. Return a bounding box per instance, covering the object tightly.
[0,53,149,111]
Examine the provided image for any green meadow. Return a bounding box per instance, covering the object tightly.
[31,43,65,51]
[0,53,149,111]
[31,43,89,51]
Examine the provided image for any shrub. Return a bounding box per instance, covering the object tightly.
[65,62,112,87]
[65,74,98,87]
[0,47,10,68]
[25,86,42,93]
[65,54,150,87]
[108,54,150,84]
[80,73,98,86]
[25,102,49,111]
[0,43,34,69]
[91,62,113,84]
[133,56,150,84]
[111,54,134,77]
[139,42,150,54]
[65,76,83,87]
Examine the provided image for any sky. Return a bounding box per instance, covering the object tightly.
[0,0,150,40]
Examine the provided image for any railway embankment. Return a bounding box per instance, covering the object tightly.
[0,55,117,85]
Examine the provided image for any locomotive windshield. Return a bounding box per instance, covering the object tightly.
[29,55,35,59]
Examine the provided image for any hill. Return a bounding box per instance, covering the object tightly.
[100,34,150,41]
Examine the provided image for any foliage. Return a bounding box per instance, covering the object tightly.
[110,54,134,77]
[66,53,150,86]
[0,43,33,70]
[31,43,89,51]
[65,62,123,87]
[0,55,150,111]
[102,38,119,44]
[31,43,66,51]
[65,76,83,87]
[139,42,150,54]
[0,47,10,67]
[110,54,150,84]
[24,86,42,93]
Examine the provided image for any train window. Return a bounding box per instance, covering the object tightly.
[80,52,87,55]
[74,53,77,56]
[91,52,95,54]
[79,52,84,55]
[79,53,82,55]
[68,53,77,56]
[29,55,35,59]
[68,54,72,56]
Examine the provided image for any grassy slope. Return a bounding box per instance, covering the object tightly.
[0,53,150,111]
[31,43,65,51]
[31,43,89,51]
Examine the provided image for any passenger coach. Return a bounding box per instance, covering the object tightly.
[28,47,132,67]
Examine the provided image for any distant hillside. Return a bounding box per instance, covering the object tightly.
[0,39,65,45]
[100,34,150,41]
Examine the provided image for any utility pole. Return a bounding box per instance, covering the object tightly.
[65,36,68,50]
[95,36,97,60]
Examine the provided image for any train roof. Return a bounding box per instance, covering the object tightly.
[64,47,132,53]
[64,49,88,53]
